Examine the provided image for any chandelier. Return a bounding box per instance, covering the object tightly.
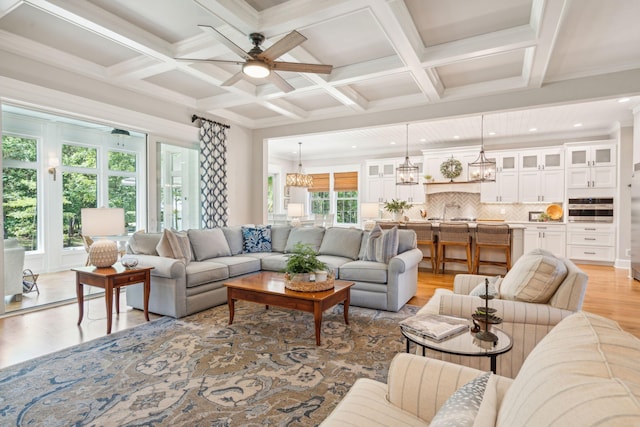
[286,142,313,188]
[396,123,419,185]
[468,115,496,182]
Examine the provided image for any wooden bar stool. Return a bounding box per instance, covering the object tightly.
[474,224,511,274]
[437,223,472,273]
[405,223,438,273]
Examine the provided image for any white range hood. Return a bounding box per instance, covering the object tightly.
[423,181,481,195]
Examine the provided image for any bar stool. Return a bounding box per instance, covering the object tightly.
[474,224,511,275]
[405,223,438,272]
[437,223,472,273]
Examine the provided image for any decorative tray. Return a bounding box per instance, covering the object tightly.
[472,313,503,324]
[284,273,335,292]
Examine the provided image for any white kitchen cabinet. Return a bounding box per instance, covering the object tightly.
[423,150,478,183]
[519,169,564,203]
[365,160,397,203]
[520,147,564,171]
[524,224,566,257]
[481,151,519,203]
[566,223,615,262]
[565,142,617,189]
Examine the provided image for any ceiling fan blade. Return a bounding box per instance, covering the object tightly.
[221,71,244,87]
[175,58,244,66]
[258,30,306,61]
[198,24,251,60]
[271,61,333,74]
[267,72,294,93]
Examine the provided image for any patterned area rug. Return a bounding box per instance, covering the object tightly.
[0,301,418,426]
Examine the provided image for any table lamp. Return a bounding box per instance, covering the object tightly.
[81,207,125,267]
[287,203,304,227]
[361,203,380,231]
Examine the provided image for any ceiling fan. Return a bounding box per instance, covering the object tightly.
[178,25,333,93]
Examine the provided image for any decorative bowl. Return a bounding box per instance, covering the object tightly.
[121,258,139,269]
[545,204,563,220]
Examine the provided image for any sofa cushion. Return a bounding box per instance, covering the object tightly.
[127,231,161,255]
[221,225,244,255]
[260,253,289,272]
[212,256,261,277]
[188,228,232,261]
[185,261,229,287]
[270,225,292,253]
[398,229,418,254]
[364,225,399,263]
[430,372,491,427]
[339,260,388,284]
[319,227,363,260]
[284,227,325,253]
[499,249,567,303]
[241,225,272,253]
[317,255,352,276]
[497,311,640,426]
[156,229,192,264]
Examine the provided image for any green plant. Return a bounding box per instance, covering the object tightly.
[383,199,413,213]
[285,243,327,274]
[424,174,432,180]
[440,157,463,180]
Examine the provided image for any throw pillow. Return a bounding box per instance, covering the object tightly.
[430,372,492,427]
[364,224,399,263]
[469,276,502,297]
[127,231,161,255]
[156,229,192,264]
[187,228,232,261]
[242,225,272,253]
[500,251,568,303]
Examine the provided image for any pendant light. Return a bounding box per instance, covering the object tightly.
[396,124,419,185]
[286,142,314,188]
[468,115,496,182]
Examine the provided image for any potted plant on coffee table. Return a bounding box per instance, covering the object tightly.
[284,243,333,291]
[383,199,413,221]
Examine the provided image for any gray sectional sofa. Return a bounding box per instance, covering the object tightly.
[124,225,422,318]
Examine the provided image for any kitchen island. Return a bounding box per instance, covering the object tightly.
[376,220,525,274]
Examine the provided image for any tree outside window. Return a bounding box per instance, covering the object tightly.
[336,191,358,224]
[310,191,330,214]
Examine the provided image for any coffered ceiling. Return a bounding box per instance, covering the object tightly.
[1,0,639,159]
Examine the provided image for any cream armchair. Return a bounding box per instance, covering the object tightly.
[418,249,588,378]
[4,239,26,301]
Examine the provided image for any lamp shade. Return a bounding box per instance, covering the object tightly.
[361,203,380,219]
[81,208,125,237]
[287,203,304,218]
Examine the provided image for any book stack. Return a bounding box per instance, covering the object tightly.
[400,314,469,342]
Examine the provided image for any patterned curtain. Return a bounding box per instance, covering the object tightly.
[199,120,228,228]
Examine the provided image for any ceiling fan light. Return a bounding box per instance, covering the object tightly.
[243,60,270,78]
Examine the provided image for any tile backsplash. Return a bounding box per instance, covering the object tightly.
[384,192,558,222]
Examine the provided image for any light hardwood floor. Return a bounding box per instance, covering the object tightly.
[0,264,638,369]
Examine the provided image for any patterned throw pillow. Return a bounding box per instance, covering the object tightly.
[430,372,492,427]
[364,224,399,263]
[242,225,272,253]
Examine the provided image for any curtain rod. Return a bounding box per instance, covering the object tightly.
[191,114,230,129]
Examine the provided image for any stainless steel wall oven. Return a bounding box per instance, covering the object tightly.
[567,197,614,223]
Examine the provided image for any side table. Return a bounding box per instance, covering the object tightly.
[401,318,512,374]
[72,264,154,334]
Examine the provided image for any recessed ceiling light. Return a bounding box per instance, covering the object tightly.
[420,138,426,142]
[351,145,357,148]
[453,135,460,139]
[390,141,396,145]
[573,123,583,127]
[618,97,631,103]
[488,131,496,136]
[529,127,537,132]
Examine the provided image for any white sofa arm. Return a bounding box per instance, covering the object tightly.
[124,254,186,279]
[388,248,423,274]
[453,273,495,295]
[387,353,486,422]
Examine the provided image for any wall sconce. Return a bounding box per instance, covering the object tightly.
[48,166,57,181]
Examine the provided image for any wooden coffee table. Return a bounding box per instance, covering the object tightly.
[224,272,355,345]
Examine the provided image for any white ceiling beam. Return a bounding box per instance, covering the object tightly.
[328,56,405,85]
[192,0,259,35]
[366,0,442,101]
[524,0,570,87]
[422,25,536,68]
[107,56,173,80]
[261,98,309,120]
[443,76,527,100]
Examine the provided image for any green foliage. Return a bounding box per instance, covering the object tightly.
[440,157,462,180]
[285,243,327,274]
[383,198,413,213]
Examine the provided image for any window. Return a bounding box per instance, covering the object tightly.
[334,172,358,224]
[108,151,137,233]
[2,135,38,250]
[158,143,199,231]
[62,144,98,248]
[310,191,330,214]
[267,175,274,213]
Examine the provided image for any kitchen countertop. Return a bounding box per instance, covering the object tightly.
[378,220,527,229]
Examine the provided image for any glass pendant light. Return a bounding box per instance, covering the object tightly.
[468,115,496,182]
[396,124,419,185]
